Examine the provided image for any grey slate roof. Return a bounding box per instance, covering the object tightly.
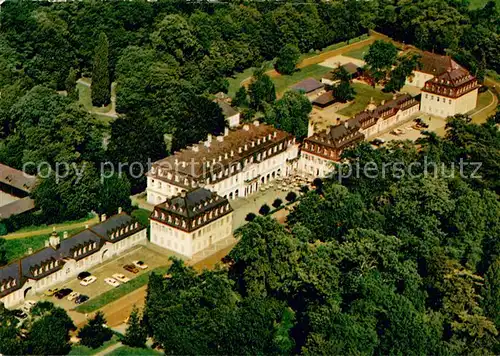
[217,101,239,118]
[292,78,324,93]
[0,212,146,298]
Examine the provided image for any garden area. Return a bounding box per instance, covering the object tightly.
[343,44,371,60]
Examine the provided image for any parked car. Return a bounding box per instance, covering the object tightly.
[75,294,89,304]
[391,128,403,135]
[104,277,120,288]
[133,260,148,270]
[11,309,28,319]
[80,276,97,286]
[112,273,130,283]
[67,291,80,301]
[370,138,385,146]
[55,288,72,299]
[44,288,60,297]
[22,300,36,313]
[77,271,91,280]
[123,264,139,274]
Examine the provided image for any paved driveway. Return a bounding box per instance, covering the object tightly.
[31,245,172,311]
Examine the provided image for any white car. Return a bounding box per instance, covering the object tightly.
[133,260,148,270]
[104,277,120,288]
[80,276,97,286]
[112,273,130,283]
[67,291,80,301]
[22,300,36,313]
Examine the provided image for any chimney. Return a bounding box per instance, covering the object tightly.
[218,155,222,162]
[238,147,242,153]
[244,144,248,151]
[344,121,349,129]
[174,158,179,166]
[118,207,122,214]
[217,136,224,142]
[27,248,33,255]
[381,100,385,105]
[180,190,186,198]
[207,133,212,142]
[337,117,341,125]
[101,214,107,222]
[182,161,186,168]
[252,141,255,148]
[230,150,234,157]
[243,124,250,131]
[192,146,199,152]
[224,127,229,136]
[253,120,260,127]
[225,153,228,159]
[49,228,60,249]
[63,231,68,239]
[273,131,277,138]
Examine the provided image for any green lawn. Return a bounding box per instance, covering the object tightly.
[226,61,273,97]
[468,0,500,9]
[69,335,120,355]
[106,346,162,356]
[337,83,393,117]
[299,33,369,61]
[10,213,95,234]
[344,44,371,60]
[131,209,151,227]
[5,227,85,263]
[77,82,112,113]
[273,64,332,94]
[74,266,170,314]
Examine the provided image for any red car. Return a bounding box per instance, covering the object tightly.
[123,264,139,274]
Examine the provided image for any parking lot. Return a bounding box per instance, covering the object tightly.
[372,114,447,145]
[30,244,173,311]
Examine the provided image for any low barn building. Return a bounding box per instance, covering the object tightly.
[0,164,37,220]
[292,78,325,97]
[150,188,233,258]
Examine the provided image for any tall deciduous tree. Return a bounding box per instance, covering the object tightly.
[91,32,111,107]
[264,90,311,139]
[233,86,249,108]
[275,44,300,75]
[249,68,276,111]
[365,40,398,83]
[78,311,113,349]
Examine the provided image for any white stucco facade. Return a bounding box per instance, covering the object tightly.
[420,89,478,118]
[150,212,232,258]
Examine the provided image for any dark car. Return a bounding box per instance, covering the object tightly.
[75,294,89,304]
[54,288,72,299]
[123,264,139,274]
[11,309,28,319]
[370,138,385,146]
[77,271,91,280]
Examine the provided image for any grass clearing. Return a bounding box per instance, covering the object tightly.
[10,213,95,234]
[131,209,151,227]
[299,34,370,61]
[227,61,273,97]
[106,346,162,356]
[344,44,371,60]
[69,335,120,355]
[273,64,332,94]
[74,266,170,314]
[77,82,112,113]
[337,83,393,117]
[5,227,85,263]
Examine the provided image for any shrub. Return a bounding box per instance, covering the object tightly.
[272,198,283,209]
[285,191,297,203]
[300,185,309,194]
[245,213,257,222]
[259,204,271,216]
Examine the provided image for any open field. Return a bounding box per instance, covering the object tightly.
[226,61,273,97]
[337,83,393,117]
[77,82,112,114]
[344,44,371,60]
